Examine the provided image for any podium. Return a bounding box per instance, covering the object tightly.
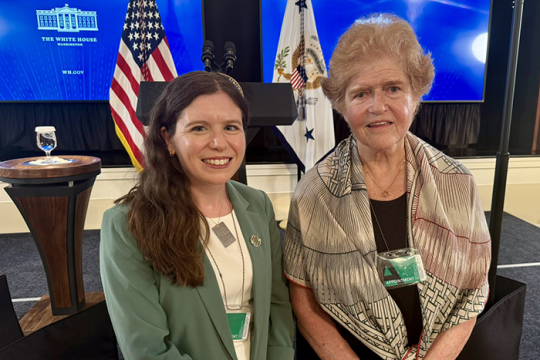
[0,156,101,315]
[136,81,298,184]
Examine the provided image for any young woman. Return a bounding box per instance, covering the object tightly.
[100,71,295,360]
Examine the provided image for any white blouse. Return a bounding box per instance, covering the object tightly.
[204,211,254,360]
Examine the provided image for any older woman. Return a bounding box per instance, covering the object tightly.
[100,71,294,360]
[284,14,491,360]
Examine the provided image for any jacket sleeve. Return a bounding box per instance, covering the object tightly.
[100,207,193,360]
[262,192,296,360]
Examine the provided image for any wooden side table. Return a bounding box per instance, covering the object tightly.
[0,156,101,315]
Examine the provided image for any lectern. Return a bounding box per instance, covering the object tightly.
[0,156,101,315]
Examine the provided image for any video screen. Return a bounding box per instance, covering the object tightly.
[0,0,203,101]
[262,0,491,102]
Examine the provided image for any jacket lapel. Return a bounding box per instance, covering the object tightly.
[195,182,267,360]
[196,254,237,360]
[226,182,268,359]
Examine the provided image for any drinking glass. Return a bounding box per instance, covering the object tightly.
[35,126,57,163]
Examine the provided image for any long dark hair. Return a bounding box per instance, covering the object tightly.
[117,71,249,287]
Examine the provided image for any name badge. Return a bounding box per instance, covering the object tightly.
[376,248,426,289]
[227,312,251,341]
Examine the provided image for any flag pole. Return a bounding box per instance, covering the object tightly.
[487,0,525,307]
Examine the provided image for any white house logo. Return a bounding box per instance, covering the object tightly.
[36,4,98,32]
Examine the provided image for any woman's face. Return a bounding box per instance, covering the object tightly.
[342,56,418,156]
[162,91,246,189]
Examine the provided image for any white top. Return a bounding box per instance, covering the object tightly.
[205,211,253,360]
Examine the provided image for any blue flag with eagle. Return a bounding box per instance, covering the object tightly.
[272,0,334,173]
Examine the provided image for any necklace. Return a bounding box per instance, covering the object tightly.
[207,193,238,248]
[369,200,391,251]
[207,191,227,228]
[364,160,406,198]
[369,197,408,251]
[205,210,246,311]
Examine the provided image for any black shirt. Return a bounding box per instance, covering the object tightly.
[296,193,423,360]
[370,193,423,346]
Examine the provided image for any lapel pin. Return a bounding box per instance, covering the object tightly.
[250,234,261,247]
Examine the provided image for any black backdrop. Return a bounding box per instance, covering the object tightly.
[1,0,539,165]
[0,102,127,165]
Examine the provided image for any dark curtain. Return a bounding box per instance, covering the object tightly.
[411,103,481,146]
[0,103,130,165]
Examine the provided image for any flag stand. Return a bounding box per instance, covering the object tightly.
[458,2,527,359]
[487,0,524,307]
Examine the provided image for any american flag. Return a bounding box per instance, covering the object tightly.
[110,0,177,170]
[290,65,308,90]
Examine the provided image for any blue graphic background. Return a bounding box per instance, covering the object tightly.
[262,0,491,102]
[0,0,203,101]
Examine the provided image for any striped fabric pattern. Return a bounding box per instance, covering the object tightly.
[110,0,177,170]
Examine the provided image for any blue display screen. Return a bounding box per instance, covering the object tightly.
[0,0,203,101]
[262,0,491,102]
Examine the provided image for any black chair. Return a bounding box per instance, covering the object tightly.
[0,274,24,350]
[0,278,118,360]
[458,276,526,360]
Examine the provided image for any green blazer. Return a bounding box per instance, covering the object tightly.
[100,181,295,360]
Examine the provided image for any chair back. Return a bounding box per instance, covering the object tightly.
[0,300,118,359]
[0,274,24,350]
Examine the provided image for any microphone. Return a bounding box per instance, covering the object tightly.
[223,41,237,74]
[201,40,214,72]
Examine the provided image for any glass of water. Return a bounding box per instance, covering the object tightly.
[35,126,57,163]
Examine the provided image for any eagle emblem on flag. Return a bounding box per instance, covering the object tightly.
[271,0,335,173]
[274,35,325,91]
